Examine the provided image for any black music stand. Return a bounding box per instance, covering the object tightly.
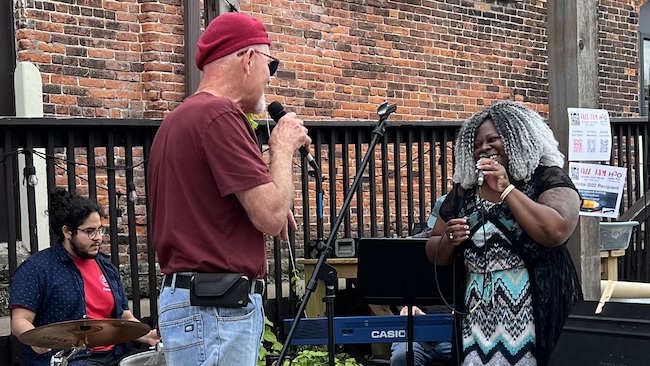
[356,237,454,366]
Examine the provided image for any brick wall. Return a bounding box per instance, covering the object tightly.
[599,0,642,116]
[13,1,643,119]
[249,0,552,119]
[14,0,185,118]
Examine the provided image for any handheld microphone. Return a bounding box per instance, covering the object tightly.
[477,152,489,186]
[267,101,320,171]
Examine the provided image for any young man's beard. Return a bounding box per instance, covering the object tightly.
[70,236,99,259]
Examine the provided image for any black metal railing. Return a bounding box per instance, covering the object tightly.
[610,117,650,281]
[0,116,648,333]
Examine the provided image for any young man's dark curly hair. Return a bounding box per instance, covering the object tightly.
[48,187,103,241]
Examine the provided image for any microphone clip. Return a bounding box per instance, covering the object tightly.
[308,170,327,181]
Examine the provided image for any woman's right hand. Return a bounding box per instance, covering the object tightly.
[427,215,467,265]
[446,217,469,245]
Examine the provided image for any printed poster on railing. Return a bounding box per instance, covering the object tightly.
[569,162,627,218]
[567,107,612,161]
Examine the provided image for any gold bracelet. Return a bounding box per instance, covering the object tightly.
[500,184,515,201]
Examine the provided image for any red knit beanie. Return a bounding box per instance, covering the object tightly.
[195,12,270,71]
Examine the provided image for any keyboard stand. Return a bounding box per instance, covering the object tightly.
[342,345,377,366]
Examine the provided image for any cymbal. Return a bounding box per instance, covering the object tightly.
[18,318,151,349]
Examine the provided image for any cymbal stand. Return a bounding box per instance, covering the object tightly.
[277,102,398,366]
[50,345,85,366]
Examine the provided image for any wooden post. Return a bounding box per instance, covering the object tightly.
[547,1,601,301]
[184,0,201,96]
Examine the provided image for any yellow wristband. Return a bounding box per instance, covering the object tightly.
[500,184,515,201]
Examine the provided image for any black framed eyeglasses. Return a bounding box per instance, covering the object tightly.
[237,49,280,76]
[76,226,106,240]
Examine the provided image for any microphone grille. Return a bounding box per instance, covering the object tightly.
[267,101,284,120]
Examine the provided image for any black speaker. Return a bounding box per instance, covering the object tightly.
[549,300,650,366]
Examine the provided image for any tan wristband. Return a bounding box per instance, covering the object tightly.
[500,184,515,201]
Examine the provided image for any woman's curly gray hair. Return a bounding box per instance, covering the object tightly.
[453,101,565,189]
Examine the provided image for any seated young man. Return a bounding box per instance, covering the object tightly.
[9,188,160,366]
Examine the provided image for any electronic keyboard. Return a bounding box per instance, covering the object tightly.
[283,314,453,345]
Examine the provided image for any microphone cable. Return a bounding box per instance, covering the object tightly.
[433,187,490,316]
[432,231,464,366]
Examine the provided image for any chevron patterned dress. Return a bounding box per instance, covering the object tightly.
[460,198,537,366]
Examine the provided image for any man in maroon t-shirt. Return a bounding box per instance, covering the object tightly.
[148,12,311,366]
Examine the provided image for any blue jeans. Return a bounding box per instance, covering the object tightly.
[390,341,452,366]
[158,284,264,366]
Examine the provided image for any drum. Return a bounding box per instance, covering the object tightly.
[119,350,166,366]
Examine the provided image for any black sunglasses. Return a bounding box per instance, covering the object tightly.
[237,49,280,76]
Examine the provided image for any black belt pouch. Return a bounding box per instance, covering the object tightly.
[189,273,250,307]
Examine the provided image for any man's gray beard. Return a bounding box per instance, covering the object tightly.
[254,94,266,114]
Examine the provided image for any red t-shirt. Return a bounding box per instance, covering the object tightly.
[73,257,115,352]
[148,93,273,279]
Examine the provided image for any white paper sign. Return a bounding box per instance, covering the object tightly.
[567,108,612,161]
[569,162,627,218]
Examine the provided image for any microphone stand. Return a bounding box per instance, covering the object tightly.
[311,148,338,366]
[277,102,398,366]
